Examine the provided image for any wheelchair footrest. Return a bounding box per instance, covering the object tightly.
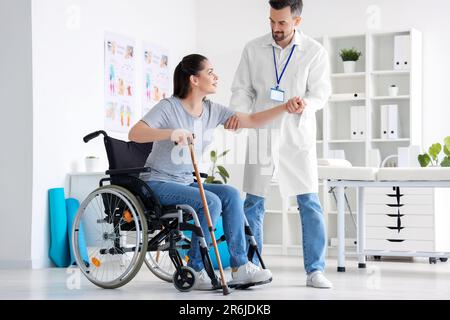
[228,277,273,290]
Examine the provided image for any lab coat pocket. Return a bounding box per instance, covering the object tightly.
[296,113,315,151]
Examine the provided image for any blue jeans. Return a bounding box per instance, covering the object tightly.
[147,181,248,271]
[244,193,326,274]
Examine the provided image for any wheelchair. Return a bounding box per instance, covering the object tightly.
[72,130,270,292]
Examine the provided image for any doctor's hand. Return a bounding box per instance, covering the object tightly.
[285,97,306,114]
[224,115,241,131]
[171,128,195,146]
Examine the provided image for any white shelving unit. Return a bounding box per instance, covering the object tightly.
[263,29,422,257]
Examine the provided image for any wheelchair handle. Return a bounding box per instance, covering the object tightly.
[83,130,107,143]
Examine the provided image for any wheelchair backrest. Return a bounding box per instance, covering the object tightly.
[104,136,153,170]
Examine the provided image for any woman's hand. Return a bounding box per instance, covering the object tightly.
[171,129,194,145]
[285,97,306,114]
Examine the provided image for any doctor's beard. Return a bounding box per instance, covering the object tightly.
[272,31,286,42]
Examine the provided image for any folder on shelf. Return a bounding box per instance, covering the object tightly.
[380,105,389,139]
[350,106,359,140]
[388,104,399,139]
[350,106,366,140]
[394,35,411,70]
[358,106,366,139]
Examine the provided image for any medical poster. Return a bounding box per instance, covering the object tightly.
[104,32,136,133]
[142,42,170,116]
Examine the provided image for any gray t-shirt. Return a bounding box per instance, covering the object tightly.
[140,96,235,184]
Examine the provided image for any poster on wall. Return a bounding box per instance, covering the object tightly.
[142,42,170,116]
[104,32,136,133]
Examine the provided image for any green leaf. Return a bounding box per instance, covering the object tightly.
[219,172,228,184]
[210,150,217,163]
[205,176,215,184]
[217,166,230,178]
[418,153,431,167]
[211,180,223,184]
[444,137,450,156]
[218,149,230,158]
[441,156,450,167]
[444,145,450,157]
[428,143,442,161]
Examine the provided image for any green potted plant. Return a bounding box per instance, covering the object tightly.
[339,47,362,73]
[204,149,231,184]
[418,136,450,167]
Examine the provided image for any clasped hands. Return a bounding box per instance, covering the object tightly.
[224,96,306,131]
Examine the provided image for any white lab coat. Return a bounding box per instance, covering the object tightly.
[230,30,331,197]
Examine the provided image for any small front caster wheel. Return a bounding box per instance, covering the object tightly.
[173,266,196,292]
[429,257,437,264]
[440,258,448,262]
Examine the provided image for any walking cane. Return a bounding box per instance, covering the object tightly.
[187,138,230,295]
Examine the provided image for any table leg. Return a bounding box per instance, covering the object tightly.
[357,186,366,269]
[337,186,346,272]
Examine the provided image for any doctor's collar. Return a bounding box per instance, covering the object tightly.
[266,29,304,50]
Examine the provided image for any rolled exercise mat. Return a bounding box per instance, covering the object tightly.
[209,216,231,269]
[48,188,70,267]
[66,198,89,266]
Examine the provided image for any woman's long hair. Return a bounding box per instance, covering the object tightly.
[173,54,208,99]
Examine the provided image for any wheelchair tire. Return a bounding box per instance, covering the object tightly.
[144,235,191,283]
[173,266,196,292]
[72,185,148,289]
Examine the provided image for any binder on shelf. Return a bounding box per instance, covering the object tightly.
[394,35,411,70]
[350,106,359,140]
[388,104,399,139]
[358,107,366,139]
[380,105,389,139]
[351,106,366,140]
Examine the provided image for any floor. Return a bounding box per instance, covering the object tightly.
[2,255,450,300]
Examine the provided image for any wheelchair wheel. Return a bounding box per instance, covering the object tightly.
[173,266,196,292]
[72,185,148,289]
[144,231,190,282]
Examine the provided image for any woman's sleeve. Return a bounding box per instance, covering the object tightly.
[211,101,236,126]
[141,99,171,128]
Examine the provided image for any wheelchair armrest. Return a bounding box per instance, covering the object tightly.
[106,166,152,176]
[192,172,208,179]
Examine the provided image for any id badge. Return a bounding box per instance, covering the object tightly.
[270,87,285,102]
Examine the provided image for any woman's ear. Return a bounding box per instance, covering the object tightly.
[190,75,199,87]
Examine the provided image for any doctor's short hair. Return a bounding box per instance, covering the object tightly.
[269,0,303,16]
[173,54,208,99]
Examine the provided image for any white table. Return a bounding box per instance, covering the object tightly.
[319,167,450,272]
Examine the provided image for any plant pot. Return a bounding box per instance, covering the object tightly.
[388,86,399,97]
[85,157,100,172]
[343,61,356,73]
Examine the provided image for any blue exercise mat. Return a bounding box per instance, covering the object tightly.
[209,217,231,270]
[66,198,89,266]
[183,216,230,269]
[48,188,70,267]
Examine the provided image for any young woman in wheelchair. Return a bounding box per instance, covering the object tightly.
[129,54,303,290]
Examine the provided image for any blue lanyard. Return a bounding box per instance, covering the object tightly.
[273,44,296,89]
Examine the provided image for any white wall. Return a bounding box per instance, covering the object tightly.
[196,0,450,189]
[0,0,34,268]
[30,0,197,268]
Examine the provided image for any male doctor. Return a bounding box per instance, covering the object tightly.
[225,0,332,288]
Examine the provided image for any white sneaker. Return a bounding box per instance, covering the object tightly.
[229,261,272,286]
[192,269,215,291]
[306,271,333,289]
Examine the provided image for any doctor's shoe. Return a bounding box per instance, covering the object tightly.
[192,269,216,290]
[229,261,272,287]
[306,271,333,289]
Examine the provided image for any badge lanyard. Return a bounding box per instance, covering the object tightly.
[273,44,296,90]
[270,44,296,102]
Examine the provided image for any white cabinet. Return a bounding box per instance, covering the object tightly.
[364,187,450,253]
